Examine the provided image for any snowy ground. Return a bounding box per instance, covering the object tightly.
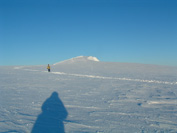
[0,56,177,133]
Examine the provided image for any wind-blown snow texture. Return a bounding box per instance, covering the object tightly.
[0,56,177,133]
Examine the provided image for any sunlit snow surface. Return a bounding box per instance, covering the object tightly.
[1,59,177,133]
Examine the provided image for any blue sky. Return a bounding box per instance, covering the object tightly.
[1,0,177,66]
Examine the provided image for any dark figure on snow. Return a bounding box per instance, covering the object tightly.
[47,64,50,72]
[31,92,68,133]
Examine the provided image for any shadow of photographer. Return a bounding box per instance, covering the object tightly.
[31,92,68,133]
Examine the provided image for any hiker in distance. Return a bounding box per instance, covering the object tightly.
[47,64,51,72]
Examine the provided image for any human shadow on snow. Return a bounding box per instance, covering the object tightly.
[31,92,68,133]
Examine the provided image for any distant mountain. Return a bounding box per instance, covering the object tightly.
[53,56,99,65]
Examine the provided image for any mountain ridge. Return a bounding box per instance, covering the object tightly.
[53,56,99,65]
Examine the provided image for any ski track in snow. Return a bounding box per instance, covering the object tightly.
[20,68,177,85]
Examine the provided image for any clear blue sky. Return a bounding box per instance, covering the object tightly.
[1,0,177,66]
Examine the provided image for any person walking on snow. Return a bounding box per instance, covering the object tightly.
[47,64,50,72]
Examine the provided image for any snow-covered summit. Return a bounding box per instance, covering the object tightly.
[53,56,99,65]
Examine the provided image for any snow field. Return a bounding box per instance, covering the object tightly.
[0,57,177,132]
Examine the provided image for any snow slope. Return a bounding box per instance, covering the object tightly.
[53,56,99,65]
[0,56,177,133]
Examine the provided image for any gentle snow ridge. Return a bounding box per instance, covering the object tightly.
[53,56,99,65]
